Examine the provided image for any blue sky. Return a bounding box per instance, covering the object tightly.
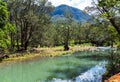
[48,0,93,10]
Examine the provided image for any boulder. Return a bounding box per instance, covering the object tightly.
[108,73,120,82]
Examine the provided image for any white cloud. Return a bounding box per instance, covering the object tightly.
[48,0,92,10]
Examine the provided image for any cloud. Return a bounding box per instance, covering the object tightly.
[48,0,92,10]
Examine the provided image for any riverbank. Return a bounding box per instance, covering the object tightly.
[1,45,96,62]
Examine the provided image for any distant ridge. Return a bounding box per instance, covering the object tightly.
[50,4,93,23]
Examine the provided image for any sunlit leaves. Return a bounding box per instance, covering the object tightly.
[0,25,11,51]
[0,0,15,51]
[98,0,120,17]
[0,0,9,28]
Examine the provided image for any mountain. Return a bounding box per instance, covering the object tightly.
[50,4,93,23]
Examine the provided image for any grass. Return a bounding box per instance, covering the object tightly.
[2,45,96,62]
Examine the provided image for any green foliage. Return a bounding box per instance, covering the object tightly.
[53,15,74,50]
[105,51,120,78]
[6,0,54,50]
[31,23,56,47]
[0,0,15,52]
[96,0,120,35]
[0,0,9,28]
[99,0,119,19]
[74,20,119,46]
[1,0,119,52]
[0,0,16,52]
[0,23,11,51]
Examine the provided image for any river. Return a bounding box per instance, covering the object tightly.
[0,51,107,82]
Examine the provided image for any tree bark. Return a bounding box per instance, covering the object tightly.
[64,27,70,51]
[24,41,28,50]
[109,18,120,36]
[64,42,69,51]
[10,32,14,51]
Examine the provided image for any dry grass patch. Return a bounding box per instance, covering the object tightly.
[2,46,96,62]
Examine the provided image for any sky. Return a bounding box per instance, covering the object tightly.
[48,0,93,10]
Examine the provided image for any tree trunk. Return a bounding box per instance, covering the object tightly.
[16,34,19,51]
[23,25,33,50]
[24,41,28,50]
[15,20,20,51]
[109,18,120,36]
[10,32,14,51]
[20,19,24,49]
[64,26,70,51]
[64,42,69,51]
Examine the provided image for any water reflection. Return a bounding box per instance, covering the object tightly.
[47,57,100,80]
[51,61,107,82]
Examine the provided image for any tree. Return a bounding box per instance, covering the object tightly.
[91,0,120,35]
[53,15,73,51]
[0,0,8,28]
[70,21,82,44]
[63,8,73,51]
[0,0,15,52]
[89,23,109,46]
[6,0,53,51]
[30,22,56,47]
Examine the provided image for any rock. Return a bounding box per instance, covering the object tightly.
[30,48,40,53]
[108,73,120,82]
[3,55,9,58]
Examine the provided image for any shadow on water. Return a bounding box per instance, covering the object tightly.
[47,51,108,80]
[47,64,91,80]
[73,51,109,61]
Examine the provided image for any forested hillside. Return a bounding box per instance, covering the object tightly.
[50,4,92,22]
[0,0,119,52]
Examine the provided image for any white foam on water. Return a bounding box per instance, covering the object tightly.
[75,61,107,82]
[51,78,72,82]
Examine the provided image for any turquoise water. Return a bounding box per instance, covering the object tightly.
[0,52,107,82]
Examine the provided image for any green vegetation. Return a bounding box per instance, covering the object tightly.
[102,51,120,80]
[87,0,120,80]
[0,0,119,53]
[0,0,15,52]
[0,0,8,28]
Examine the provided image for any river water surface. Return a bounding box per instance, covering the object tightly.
[0,52,107,82]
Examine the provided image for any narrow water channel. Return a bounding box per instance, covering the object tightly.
[0,52,107,82]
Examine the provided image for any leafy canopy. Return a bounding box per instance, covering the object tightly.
[0,0,9,28]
